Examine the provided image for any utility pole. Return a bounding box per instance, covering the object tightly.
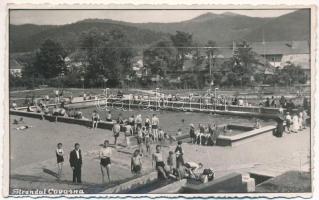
[209,51,212,79]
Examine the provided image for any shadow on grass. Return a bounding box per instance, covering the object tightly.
[43,168,58,178]
[82,173,148,193]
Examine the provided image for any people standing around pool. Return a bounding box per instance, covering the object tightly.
[279,96,287,108]
[184,161,203,179]
[151,114,159,143]
[285,112,292,133]
[211,123,219,145]
[137,127,144,155]
[254,119,261,129]
[117,113,124,125]
[125,121,133,137]
[128,115,135,129]
[189,124,196,144]
[91,110,100,129]
[175,141,184,169]
[274,115,284,137]
[198,124,205,145]
[302,110,308,129]
[265,97,270,107]
[176,128,182,136]
[194,129,201,145]
[152,145,167,179]
[298,111,303,131]
[106,111,112,122]
[143,127,151,154]
[55,90,59,104]
[271,96,277,107]
[99,140,112,183]
[11,101,17,110]
[52,105,60,122]
[131,149,142,175]
[45,95,50,103]
[286,99,295,113]
[291,113,299,133]
[206,125,214,146]
[112,122,121,145]
[144,116,151,132]
[56,143,64,180]
[203,126,211,145]
[135,114,143,130]
[158,128,165,142]
[69,143,82,184]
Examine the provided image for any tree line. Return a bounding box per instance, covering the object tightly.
[11,29,308,89]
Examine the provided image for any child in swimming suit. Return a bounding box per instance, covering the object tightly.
[112,123,121,145]
[99,140,112,183]
[151,114,159,143]
[167,151,176,175]
[92,110,100,129]
[131,150,142,175]
[143,127,151,154]
[56,143,64,180]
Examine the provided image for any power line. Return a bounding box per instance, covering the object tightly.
[65,46,251,49]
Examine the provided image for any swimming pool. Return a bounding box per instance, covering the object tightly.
[78,106,275,135]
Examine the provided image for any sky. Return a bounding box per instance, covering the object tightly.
[10,9,296,25]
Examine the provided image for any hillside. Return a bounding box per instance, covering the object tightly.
[9,21,169,53]
[9,10,310,53]
[9,24,56,52]
[242,9,310,42]
[132,13,272,44]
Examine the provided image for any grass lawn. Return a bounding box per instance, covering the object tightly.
[255,171,311,193]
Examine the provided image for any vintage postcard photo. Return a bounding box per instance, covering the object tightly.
[3,3,315,198]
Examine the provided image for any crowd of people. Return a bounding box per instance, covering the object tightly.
[151,142,214,182]
[273,109,308,137]
[53,139,214,185]
[10,90,310,187]
[48,111,217,184]
[189,123,220,146]
[111,113,169,148]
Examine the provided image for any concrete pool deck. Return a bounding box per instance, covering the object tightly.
[216,125,276,146]
[9,116,310,194]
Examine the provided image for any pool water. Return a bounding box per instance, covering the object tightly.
[79,106,275,135]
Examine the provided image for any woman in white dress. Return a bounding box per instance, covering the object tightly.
[298,111,303,131]
[292,113,299,133]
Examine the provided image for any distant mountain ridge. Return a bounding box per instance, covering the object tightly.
[9,10,310,53]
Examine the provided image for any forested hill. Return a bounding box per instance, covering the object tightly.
[242,9,310,42]
[10,9,310,53]
[9,21,169,53]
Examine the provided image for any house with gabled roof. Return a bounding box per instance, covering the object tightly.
[250,40,310,69]
[9,57,24,77]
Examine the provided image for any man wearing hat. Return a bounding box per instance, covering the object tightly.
[175,141,184,169]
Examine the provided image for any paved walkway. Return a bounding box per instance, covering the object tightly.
[178,128,310,178]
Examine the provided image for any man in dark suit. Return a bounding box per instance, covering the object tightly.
[69,143,82,183]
